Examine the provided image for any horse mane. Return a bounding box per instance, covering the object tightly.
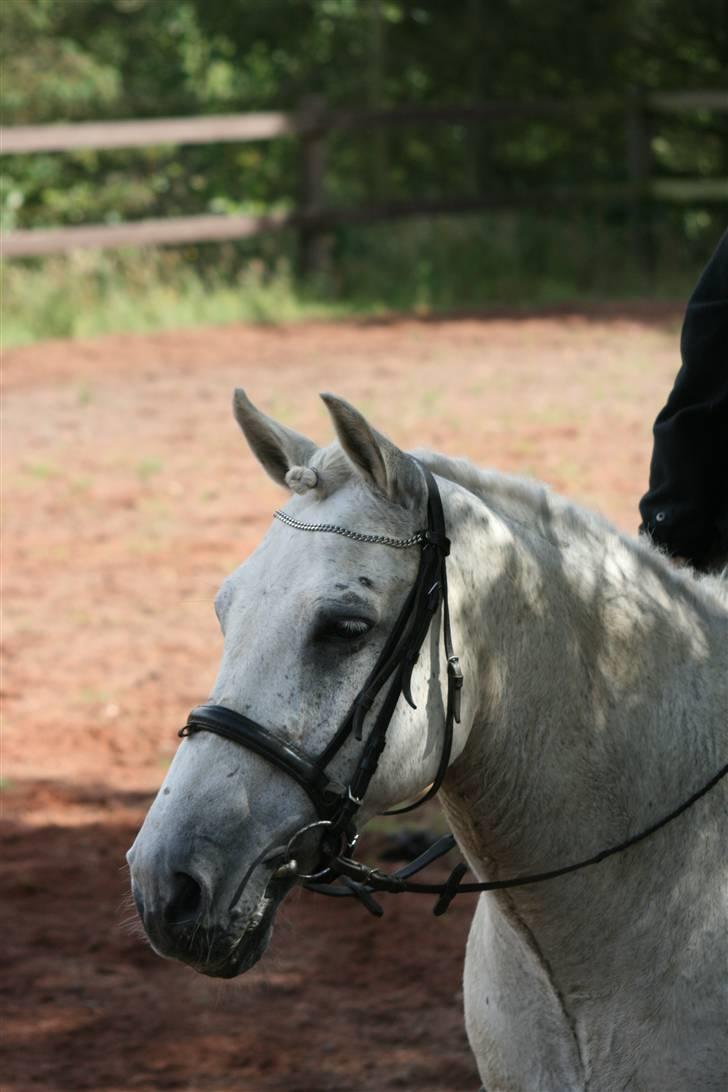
[415,449,728,613]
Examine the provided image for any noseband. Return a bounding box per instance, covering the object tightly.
[181,464,463,889]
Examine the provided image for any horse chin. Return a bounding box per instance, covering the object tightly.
[200,916,274,979]
[192,875,293,979]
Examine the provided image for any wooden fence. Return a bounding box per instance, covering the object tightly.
[1,92,727,270]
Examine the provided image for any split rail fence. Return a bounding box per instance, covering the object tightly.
[1,91,727,271]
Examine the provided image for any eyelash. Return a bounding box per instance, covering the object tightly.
[318,617,373,642]
[334,618,371,637]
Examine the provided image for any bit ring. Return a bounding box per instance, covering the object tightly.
[282,820,346,881]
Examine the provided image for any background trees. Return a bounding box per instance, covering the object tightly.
[1,0,726,340]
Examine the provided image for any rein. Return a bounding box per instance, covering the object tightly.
[308,757,728,916]
[180,462,728,917]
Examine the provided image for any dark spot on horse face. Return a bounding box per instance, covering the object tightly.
[163,787,170,795]
[334,582,348,591]
[358,576,373,589]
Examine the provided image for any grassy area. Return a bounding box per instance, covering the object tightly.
[0,248,347,347]
[1,212,707,347]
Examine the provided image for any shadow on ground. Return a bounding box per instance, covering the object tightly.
[1,781,478,1092]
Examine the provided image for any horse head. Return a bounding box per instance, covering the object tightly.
[127,391,469,977]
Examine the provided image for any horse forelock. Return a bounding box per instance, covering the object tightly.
[307,443,357,497]
[292,443,424,532]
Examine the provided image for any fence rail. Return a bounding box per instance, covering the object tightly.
[0,112,296,155]
[2,91,727,266]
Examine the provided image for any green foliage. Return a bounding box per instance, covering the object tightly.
[3,0,727,228]
[0,246,346,345]
[1,209,713,346]
[1,0,726,343]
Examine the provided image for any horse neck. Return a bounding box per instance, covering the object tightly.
[439,478,726,892]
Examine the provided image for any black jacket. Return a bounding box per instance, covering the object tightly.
[639,230,728,571]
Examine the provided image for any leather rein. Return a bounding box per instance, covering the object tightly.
[180,463,728,917]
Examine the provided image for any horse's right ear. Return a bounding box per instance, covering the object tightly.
[232,389,318,489]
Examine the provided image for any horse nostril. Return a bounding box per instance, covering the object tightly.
[164,872,204,928]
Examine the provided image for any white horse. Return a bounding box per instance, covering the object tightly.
[128,391,728,1092]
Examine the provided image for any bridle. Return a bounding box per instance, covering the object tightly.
[180,461,728,918]
[181,464,462,890]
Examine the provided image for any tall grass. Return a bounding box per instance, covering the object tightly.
[1,247,340,348]
[1,210,709,347]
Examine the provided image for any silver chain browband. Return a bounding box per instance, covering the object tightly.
[274,509,425,549]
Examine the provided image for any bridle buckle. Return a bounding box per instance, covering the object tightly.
[424,528,450,556]
[447,655,463,687]
[447,656,463,724]
[347,786,363,807]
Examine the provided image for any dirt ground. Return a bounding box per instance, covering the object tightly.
[2,305,683,1091]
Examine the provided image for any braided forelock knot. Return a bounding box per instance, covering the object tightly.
[285,465,319,494]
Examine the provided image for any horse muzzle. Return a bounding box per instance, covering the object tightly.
[127,842,296,977]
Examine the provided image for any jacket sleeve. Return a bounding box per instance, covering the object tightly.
[639,230,728,570]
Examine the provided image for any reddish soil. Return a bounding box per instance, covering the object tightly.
[2,307,683,1091]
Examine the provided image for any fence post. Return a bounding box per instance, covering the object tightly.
[625,90,655,275]
[297,95,328,277]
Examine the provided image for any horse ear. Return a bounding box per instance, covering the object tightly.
[233,389,317,488]
[320,393,421,508]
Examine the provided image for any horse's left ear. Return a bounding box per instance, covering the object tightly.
[233,389,318,488]
[320,393,422,508]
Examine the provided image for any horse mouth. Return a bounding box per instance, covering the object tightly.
[190,873,295,979]
[204,900,275,978]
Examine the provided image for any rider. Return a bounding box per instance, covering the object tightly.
[639,229,728,572]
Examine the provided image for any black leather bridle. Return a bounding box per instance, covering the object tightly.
[180,461,728,917]
[181,464,464,899]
